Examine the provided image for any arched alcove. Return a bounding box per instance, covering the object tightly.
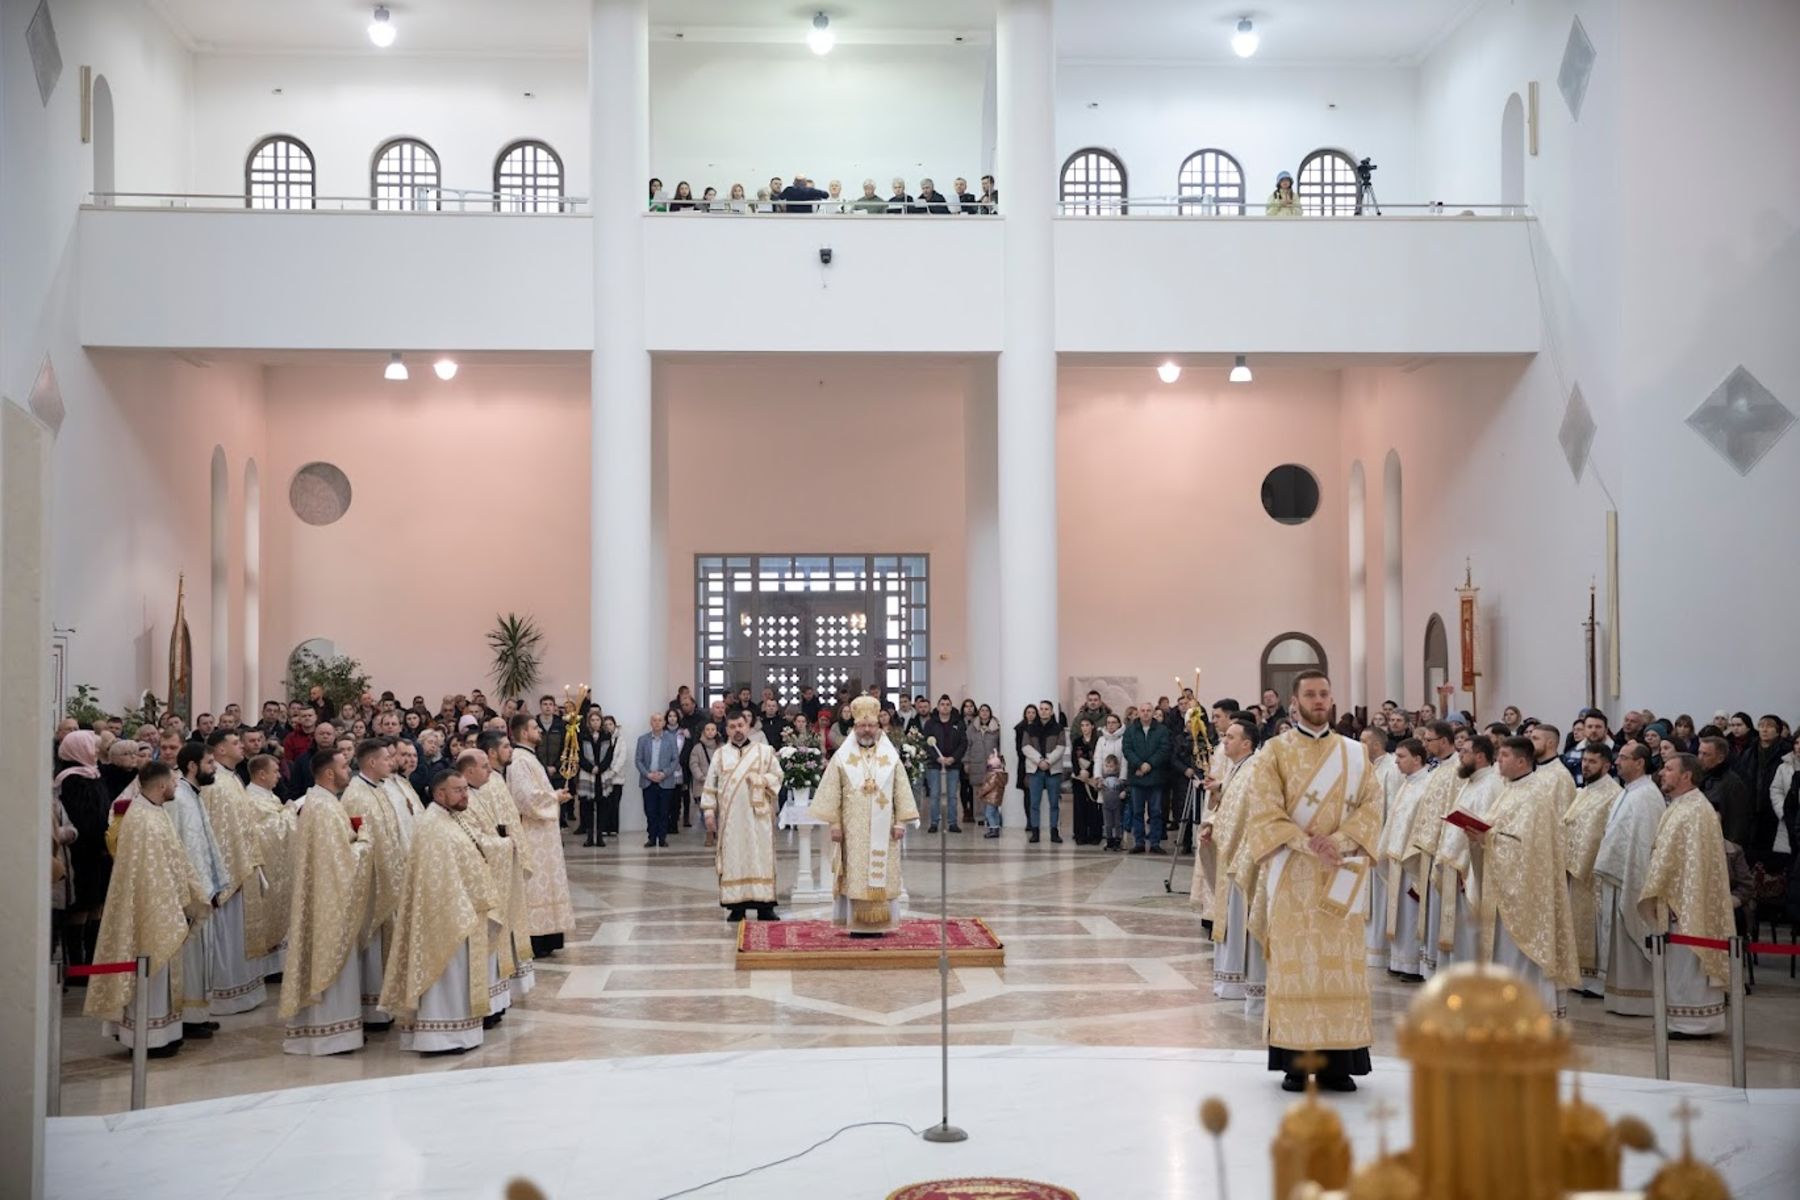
[1501,92,1525,213]
[243,459,261,708]
[1260,632,1329,703]
[1382,450,1404,706]
[210,446,229,711]
[1423,613,1449,708]
[92,74,115,205]
[1347,461,1368,716]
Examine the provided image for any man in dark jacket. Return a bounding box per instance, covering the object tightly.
[1699,735,1756,849]
[1123,706,1172,854]
[920,696,968,834]
[915,178,952,215]
[779,175,828,214]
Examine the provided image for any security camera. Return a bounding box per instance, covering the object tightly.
[818,246,833,265]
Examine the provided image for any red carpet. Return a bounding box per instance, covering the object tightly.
[735,917,1004,971]
[886,1180,1078,1200]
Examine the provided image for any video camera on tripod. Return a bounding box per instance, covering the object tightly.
[1354,157,1380,215]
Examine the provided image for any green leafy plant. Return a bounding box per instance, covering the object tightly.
[487,612,544,703]
[120,691,163,733]
[64,683,107,727]
[284,647,372,713]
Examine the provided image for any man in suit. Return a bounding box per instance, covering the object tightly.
[635,711,683,848]
[779,173,827,214]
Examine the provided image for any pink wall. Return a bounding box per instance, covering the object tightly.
[259,361,591,705]
[1058,365,1348,710]
[660,358,972,706]
[59,352,265,714]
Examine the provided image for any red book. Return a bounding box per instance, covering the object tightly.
[349,815,363,833]
[1443,808,1492,835]
[112,798,132,816]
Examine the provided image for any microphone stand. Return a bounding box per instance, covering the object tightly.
[922,759,968,1144]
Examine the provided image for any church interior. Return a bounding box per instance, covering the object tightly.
[4,1,1799,1197]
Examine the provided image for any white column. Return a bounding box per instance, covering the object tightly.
[963,359,1000,705]
[590,0,655,730]
[1347,461,1366,715]
[995,0,1058,723]
[1,401,52,1197]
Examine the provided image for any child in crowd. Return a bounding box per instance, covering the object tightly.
[976,751,1008,839]
[1099,754,1125,852]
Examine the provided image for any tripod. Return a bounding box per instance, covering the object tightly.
[1163,778,1201,894]
[1356,173,1381,216]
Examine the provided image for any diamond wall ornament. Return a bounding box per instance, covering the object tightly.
[1686,365,1793,477]
[28,353,65,435]
[1558,16,1596,120]
[27,0,63,106]
[1558,383,1596,482]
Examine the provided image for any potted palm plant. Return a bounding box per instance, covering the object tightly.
[487,612,544,704]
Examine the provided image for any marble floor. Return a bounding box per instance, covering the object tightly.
[50,827,1800,1195]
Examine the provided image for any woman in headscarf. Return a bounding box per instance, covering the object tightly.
[55,729,112,977]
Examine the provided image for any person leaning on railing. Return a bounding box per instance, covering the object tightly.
[1265,170,1301,217]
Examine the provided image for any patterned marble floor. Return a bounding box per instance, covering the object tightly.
[57,827,1800,1117]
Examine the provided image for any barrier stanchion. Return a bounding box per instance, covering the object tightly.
[63,958,151,1112]
[1727,936,1747,1089]
[47,962,64,1117]
[1649,933,1670,1080]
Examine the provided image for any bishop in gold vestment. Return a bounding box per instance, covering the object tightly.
[1238,674,1382,1089]
[85,768,212,1054]
[1640,757,1733,1036]
[811,697,920,935]
[701,717,784,922]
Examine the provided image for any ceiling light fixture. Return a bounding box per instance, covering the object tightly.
[1229,354,1253,383]
[1231,17,1259,58]
[384,352,408,381]
[807,12,835,56]
[1157,361,1182,384]
[433,357,458,381]
[368,5,396,49]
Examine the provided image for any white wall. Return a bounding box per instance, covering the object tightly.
[649,41,988,200]
[1057,63,1421,207]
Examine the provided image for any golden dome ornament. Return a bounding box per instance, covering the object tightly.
[1271,1053,1351,1200]
[1646,1101,1731,1200]
[1347,1101,1420,1200]
[1558,1069,1620,1191]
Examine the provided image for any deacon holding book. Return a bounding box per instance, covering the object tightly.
[811,695,920,936]
[700,710,784,923]
[1433,734,1505,967]
[1465,737,1581,1016]
[1237,671,1382,1092]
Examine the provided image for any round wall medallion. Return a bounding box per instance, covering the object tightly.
[289,461,352,526]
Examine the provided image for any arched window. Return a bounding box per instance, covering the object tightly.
[1059,148,1126,215]
[494,140,564,213]
[1260,632,1329,704]
[245,135,316,210]
[1296,148,1358,216]
[1423,613,1449,707]
[1177,149,1244,215]
[372,137,441,211]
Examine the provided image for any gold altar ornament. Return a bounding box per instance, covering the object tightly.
[1271,1052,1351,1199]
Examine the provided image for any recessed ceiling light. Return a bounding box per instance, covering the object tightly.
[368,5,396,49]
[1157,361,1182,384]
[1232,17,1259,58]
[1229,355,1253,383]
[384,353,408,381]
[807,12,834,56]
[433,357,458,381]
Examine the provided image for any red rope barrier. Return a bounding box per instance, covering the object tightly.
[66,961,138,977]
[1665,934,1732,951]
[1748,941,1800,956]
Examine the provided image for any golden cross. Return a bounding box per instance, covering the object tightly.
[1671,1099,1699,1159]
[1369,1099,1397,1155]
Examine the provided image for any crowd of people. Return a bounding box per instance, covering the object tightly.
[52,673,1796,1085]
[648,172,997,214]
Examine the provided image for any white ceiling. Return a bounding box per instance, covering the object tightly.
[147,0,1480,64]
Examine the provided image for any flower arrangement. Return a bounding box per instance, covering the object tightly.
[778,727,825,790]
[900,726,929,787]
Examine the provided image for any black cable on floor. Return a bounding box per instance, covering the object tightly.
[651,1120,926,1199]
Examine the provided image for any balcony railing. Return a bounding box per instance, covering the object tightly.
[1056,197,1527,218]
[89,189,590,213]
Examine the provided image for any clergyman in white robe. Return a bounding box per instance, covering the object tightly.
[1379,753,1432,978]
[167,774,229,1026]
[1364,747,1400,967]
[1594,768,1665,1017]
[1436,762,1503,969]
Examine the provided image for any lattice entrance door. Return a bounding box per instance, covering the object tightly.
[751,595,873,709]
